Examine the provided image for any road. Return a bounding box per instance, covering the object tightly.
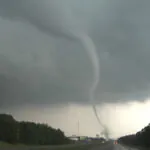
[0,141,140,150]
[91,141,139,150]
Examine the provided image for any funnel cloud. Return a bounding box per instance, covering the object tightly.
[76,34,109,139]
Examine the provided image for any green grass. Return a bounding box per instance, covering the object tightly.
[0,141,12,147]
[0,141,26,148]
[0,141,107,150]
[29,141,108,150]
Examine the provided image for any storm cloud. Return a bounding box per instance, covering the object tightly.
[0,0,150,108]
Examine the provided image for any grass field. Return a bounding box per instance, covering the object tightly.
[0,140,107,150]
[0,141,26,149]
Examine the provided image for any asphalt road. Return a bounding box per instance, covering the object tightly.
[113,143,138,150]
[91,141,139,150]
[0,141,139,150]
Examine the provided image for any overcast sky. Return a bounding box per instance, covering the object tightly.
[0,0,150,138]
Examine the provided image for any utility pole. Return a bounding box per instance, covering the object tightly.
[17,125,20,142]
[77,120,80,141]
[77,121,79,136]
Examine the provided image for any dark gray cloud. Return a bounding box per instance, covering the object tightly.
[0,0,150,108]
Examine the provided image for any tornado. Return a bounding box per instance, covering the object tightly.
[76,34,109,140]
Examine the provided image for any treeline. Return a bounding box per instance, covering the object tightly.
[0,114,71,145]
[118,123,150,148]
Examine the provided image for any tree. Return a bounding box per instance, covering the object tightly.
[0,114,72,145]
[0,114,18,143]
[118,123,150,148]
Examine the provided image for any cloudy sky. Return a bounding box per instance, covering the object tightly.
[0,0,150,138]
